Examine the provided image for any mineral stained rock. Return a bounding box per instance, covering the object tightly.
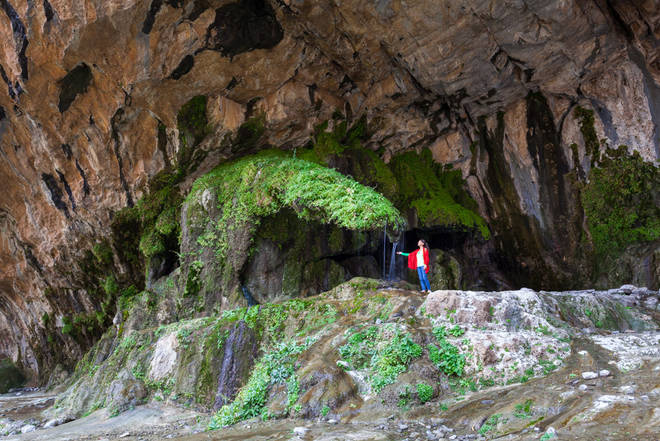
[0,0,658,379]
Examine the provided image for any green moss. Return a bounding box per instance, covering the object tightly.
[184,260,204,298]
[187,150,404,263]
[574,106,600,166]
[390,149,489,238]
[232,114,266,153]
[0,359,26,393]
[102,275,119,296]
[177,95,210,170]
[92,241,114,266]
[582,146,659,260]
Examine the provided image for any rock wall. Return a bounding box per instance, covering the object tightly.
[0,0,658,379]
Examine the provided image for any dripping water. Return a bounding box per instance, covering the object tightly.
[387,241,399,281]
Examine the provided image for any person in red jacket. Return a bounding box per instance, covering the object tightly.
[397,239,431,293]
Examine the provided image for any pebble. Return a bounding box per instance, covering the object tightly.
[619,385,637,394]
[293,427,309,436]
[581,371,598,380]
[578,383,589,391]
[577,350,589,356]
[599,369,611,377]
[119,432,130,438]
[620,284,635,294]
[480,399,494,405]
[20,424,36,434]
[327,419,339,424]
[544,426,557,438]
[399,423,409,432]
[449,435,457,440]
[44,418,63,428]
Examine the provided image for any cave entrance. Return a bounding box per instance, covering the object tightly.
[377,226,473,284]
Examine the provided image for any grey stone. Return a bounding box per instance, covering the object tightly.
[599,369,611,377]
[293,427,310,436]
[581,371,598,380]
[20,424,36,434]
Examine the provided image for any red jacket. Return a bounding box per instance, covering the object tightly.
[406,247,430,273]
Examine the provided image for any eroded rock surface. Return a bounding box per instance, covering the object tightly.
[0,0,658,382]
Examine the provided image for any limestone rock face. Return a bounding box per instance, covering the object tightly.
[0,0,658,379]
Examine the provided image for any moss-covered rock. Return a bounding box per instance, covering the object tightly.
[0,359,26,393]
[178,150,404,313]
[582,146,659,264]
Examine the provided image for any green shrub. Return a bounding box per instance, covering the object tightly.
[582,146,660,260]
[416,383,434,404]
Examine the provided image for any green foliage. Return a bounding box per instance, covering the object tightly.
[514,399,534,418]
[338,325,422,393]
[187,151,404,262]
[582,146,659,260]
[389,149,490,239]
[209,338,316,428]
[184,260,204,297]
[233,115,265,153]
[102,275,119,296]
[118,285,139,314]
[91,241,113,266]
[0,359,26,393]
[479,414,502,435]
[320,405,330,417]
[574,106,600,166]
[428,329,465,377]
[177,96,210,152]
[433,325,464,339]
[416,383,434,404]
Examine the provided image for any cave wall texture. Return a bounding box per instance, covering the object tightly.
[0,0,658,381]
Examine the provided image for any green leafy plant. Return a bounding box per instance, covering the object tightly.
[416,383,434,404]
[582,146,659,260]
[209,337,316,428]
[514,399,534,418]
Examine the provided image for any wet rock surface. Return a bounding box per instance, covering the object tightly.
[0,0,659,380]
[1,280,658,440]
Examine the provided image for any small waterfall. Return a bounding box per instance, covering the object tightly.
[382,224,387,279]
[213,320,258,409]
[241,285,259,307]
[388,241,399,281]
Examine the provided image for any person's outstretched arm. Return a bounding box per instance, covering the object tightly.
[397,252,410,256]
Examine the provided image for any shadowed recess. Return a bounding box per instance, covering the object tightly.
[206,0,284,58]
[58,63,93,113]
[169,55,194,79]
[41,172,69,216]
[0,0,29,80]
[43,0,55,21]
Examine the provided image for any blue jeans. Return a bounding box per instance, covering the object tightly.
[417,266,431,291]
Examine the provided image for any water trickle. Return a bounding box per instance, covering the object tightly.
[388,241,399,281]
[213,320,258,409]
[382,224,387,279]
[241,285,259,306]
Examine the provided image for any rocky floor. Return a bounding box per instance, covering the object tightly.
[2,285,659,441]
